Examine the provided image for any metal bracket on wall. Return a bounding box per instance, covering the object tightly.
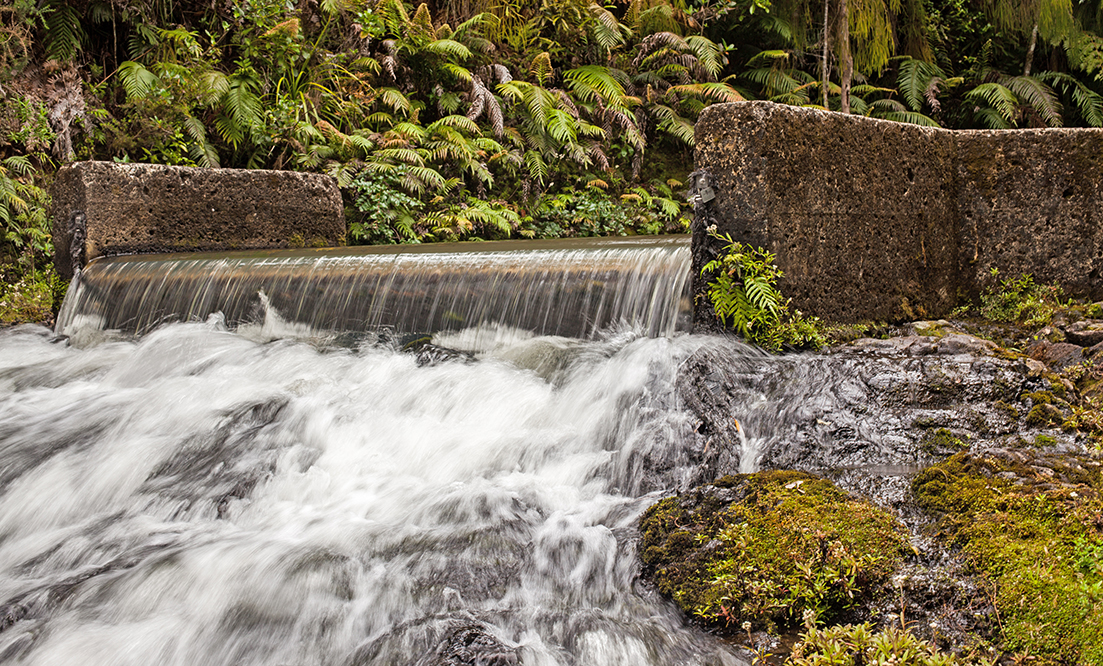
[687,170,715,206]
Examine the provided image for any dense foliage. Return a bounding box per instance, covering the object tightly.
[1,0,1102,321]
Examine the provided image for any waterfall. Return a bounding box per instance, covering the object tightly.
[0,320,761,666]
[56,236,692,341]
[0,235,770,665]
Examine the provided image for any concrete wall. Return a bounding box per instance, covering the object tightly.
[694,101,1103,324]
[52,162,345,279]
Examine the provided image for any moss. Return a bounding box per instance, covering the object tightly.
[994,400,1020,421]
[1025,403,1066,427]
[1032,434,1057,447]
[921,427,968,457]
[1022,390,1053,405]
[1044,374,1070,400]
[639,472,909,633]
[913,453,1103,664]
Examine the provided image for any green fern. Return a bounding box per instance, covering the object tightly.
[42,0,84,61]
[701,232,824,352]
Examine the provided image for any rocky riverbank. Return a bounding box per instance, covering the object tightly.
[647,315,1103,665]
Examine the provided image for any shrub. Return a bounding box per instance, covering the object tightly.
[978,271,1067,326]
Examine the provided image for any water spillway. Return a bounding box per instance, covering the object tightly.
[0,230,1008,663]
[56,236,692,340]
[2,234,764,665]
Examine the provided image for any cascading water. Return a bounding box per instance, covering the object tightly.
[1,233,1012,664]
[55,237,693,342]
[0,236,768,666]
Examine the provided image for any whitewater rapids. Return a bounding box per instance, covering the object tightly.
[0,320,754,666]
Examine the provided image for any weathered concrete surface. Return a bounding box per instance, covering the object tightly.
[51,162,345,279]
[695,101,1103,324]
[956,130,1103,299]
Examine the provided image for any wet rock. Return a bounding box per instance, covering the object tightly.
[422,625,519,666]
[415,344,477,367]
[1064,320,1103,347]
[902,320,962,338]
[1027,340,1085,370]
[677,332,1046,475]
[400,335,477,367]
[1034,325,1067,343]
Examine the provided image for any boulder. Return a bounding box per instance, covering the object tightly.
[1028,340,1086,370]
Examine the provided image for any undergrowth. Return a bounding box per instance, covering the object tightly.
[789,618,993,665]
[954,269,1072,328]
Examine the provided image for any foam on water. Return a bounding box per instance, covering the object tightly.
[0,321,753,666]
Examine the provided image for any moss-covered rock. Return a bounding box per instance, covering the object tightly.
[913,451,1103,664]
[639,471,909,633]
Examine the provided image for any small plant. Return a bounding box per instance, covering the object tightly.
[701,231,825,351]
[788,620,990,665]
[977,271,1067,326]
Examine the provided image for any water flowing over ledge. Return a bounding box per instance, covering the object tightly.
[55,236,692,341]
[0,322,760,666]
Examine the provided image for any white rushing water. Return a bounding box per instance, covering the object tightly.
[0,319,754,666]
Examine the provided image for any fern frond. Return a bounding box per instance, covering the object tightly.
[564,65,629,107]
[895,56,945,112]
[428,115,481,134]
[964,83,1018,125]
[1003,75,1063,127]
[1037,71,1103,127]
[118,61,161,99]
[588,2,629,53]
[685,35,726,80]
[424,39,473,61]
[43,1,85,61]
[379,87,413,115]
[876,111,941,126]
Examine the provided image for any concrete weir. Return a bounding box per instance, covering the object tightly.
[693,101,1103,323]
[51,161,346,280]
